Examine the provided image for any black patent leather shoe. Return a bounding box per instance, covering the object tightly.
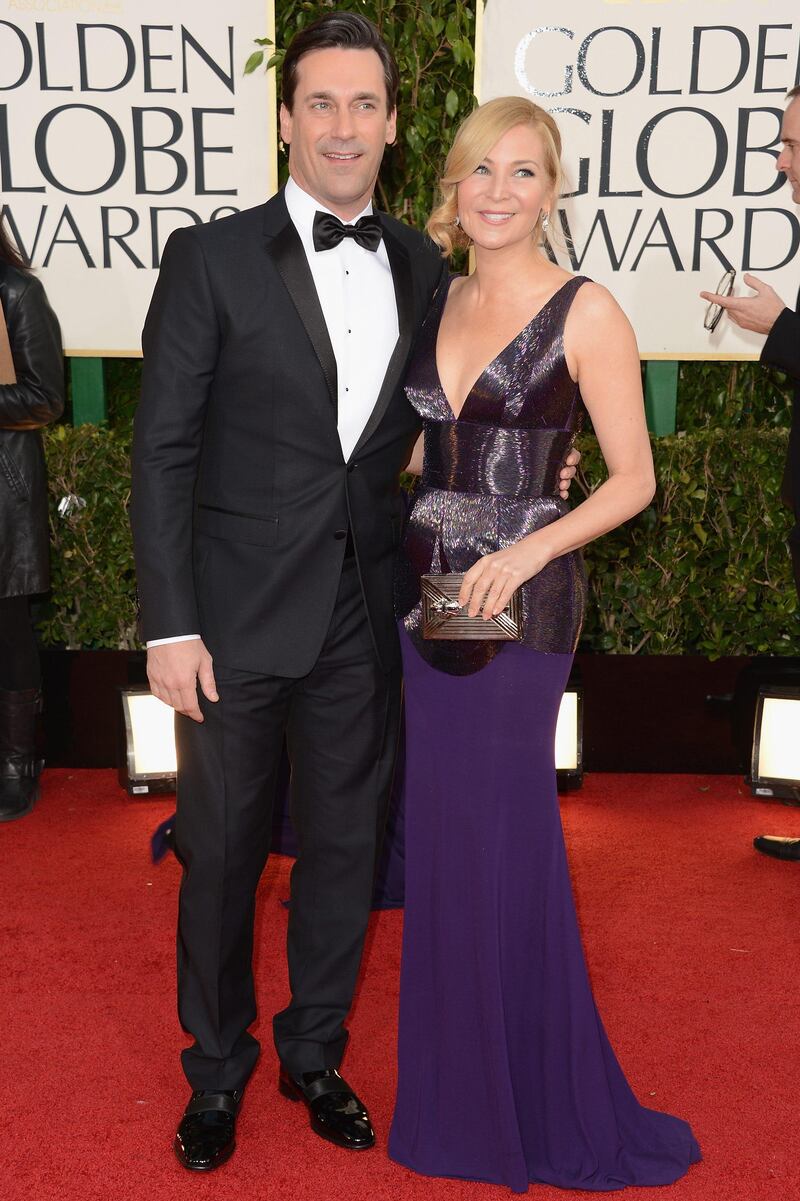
[754,835,800,861]
[174,1090,241,1172]
[279,1068,375,1150]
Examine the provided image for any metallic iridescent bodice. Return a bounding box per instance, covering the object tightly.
[395,274,590,675]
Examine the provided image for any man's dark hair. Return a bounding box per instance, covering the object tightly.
[787,85,800,100]
[0,213,29,271]
[281,11,400,114]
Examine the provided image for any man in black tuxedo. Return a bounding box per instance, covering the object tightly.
[702,85,800,863]
[132,13,445,1170]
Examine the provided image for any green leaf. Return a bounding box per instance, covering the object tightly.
[244,50,264,74]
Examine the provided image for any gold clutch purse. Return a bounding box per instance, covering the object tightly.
[421,573,522,641]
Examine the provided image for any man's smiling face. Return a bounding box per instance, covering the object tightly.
[280,47,397,221]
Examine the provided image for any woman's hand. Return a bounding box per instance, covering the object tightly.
[558,447,581,499]
[458,533,552,619]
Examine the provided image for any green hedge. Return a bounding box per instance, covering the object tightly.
[39,423,793,655]
[39,422,138,650]
[677,361,792,432]
[578,429,794,656]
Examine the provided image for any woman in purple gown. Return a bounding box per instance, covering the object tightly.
[390,97,701,1193]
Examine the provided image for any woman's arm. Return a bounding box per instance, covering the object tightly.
[0,277,64,429]
[540,282,655,553]
[403,432,424,475]
[460,282,655,618]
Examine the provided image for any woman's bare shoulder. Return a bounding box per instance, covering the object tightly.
[564,280,638,375]
[571,279,625,319]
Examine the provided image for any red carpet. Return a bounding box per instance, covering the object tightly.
[2,770,798,1201]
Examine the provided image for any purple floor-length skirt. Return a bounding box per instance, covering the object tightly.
[389,629,701,1193]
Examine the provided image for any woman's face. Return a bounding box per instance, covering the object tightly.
[456,122,554,251]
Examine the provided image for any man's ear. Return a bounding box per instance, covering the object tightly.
[386,107,398,147]
[279,103,292,145]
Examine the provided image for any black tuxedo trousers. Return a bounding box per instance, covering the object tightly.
[175,559,401,1089]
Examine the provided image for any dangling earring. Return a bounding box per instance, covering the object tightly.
[541,211,550,232]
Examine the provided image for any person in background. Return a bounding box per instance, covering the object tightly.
[0,213,64,821]
[702,85,800,862]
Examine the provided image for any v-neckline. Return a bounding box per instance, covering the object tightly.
[433,276,575,421]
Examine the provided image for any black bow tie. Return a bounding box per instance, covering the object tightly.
[312,211,383,253]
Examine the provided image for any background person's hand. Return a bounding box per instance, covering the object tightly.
[700,273,786,336]
[146,639,218,723]
[558,447,581,499]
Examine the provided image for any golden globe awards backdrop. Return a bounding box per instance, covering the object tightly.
[0,2,276,355]
[477,0,800,358]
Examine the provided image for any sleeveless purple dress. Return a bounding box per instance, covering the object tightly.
[390,277,701,1192]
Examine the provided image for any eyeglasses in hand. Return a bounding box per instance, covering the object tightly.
[703,268,736,333]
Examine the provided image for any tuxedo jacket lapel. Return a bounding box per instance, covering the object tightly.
[263,195,338,413]
[350,219,415,460]
[262,192,418,451]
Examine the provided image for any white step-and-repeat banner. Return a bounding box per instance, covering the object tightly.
[0,2,276,354]
[478,0,800,357]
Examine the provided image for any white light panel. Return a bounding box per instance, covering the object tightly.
[555,689,579,772]
[126,692,177,777]
[757,695,800,783]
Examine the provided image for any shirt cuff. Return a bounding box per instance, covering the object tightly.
[146,634,202,647]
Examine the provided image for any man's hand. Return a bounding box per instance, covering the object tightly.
[558,447,581,500]
[700,273,787,335]
[147,639,218,723]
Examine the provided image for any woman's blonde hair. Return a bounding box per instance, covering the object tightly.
[427,96,563,257]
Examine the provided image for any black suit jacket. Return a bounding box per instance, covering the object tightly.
[761,286,800,523]
[131,190,445,675]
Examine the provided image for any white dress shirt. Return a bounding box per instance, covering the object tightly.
[147,176,399,649]
[283,175,399,459]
